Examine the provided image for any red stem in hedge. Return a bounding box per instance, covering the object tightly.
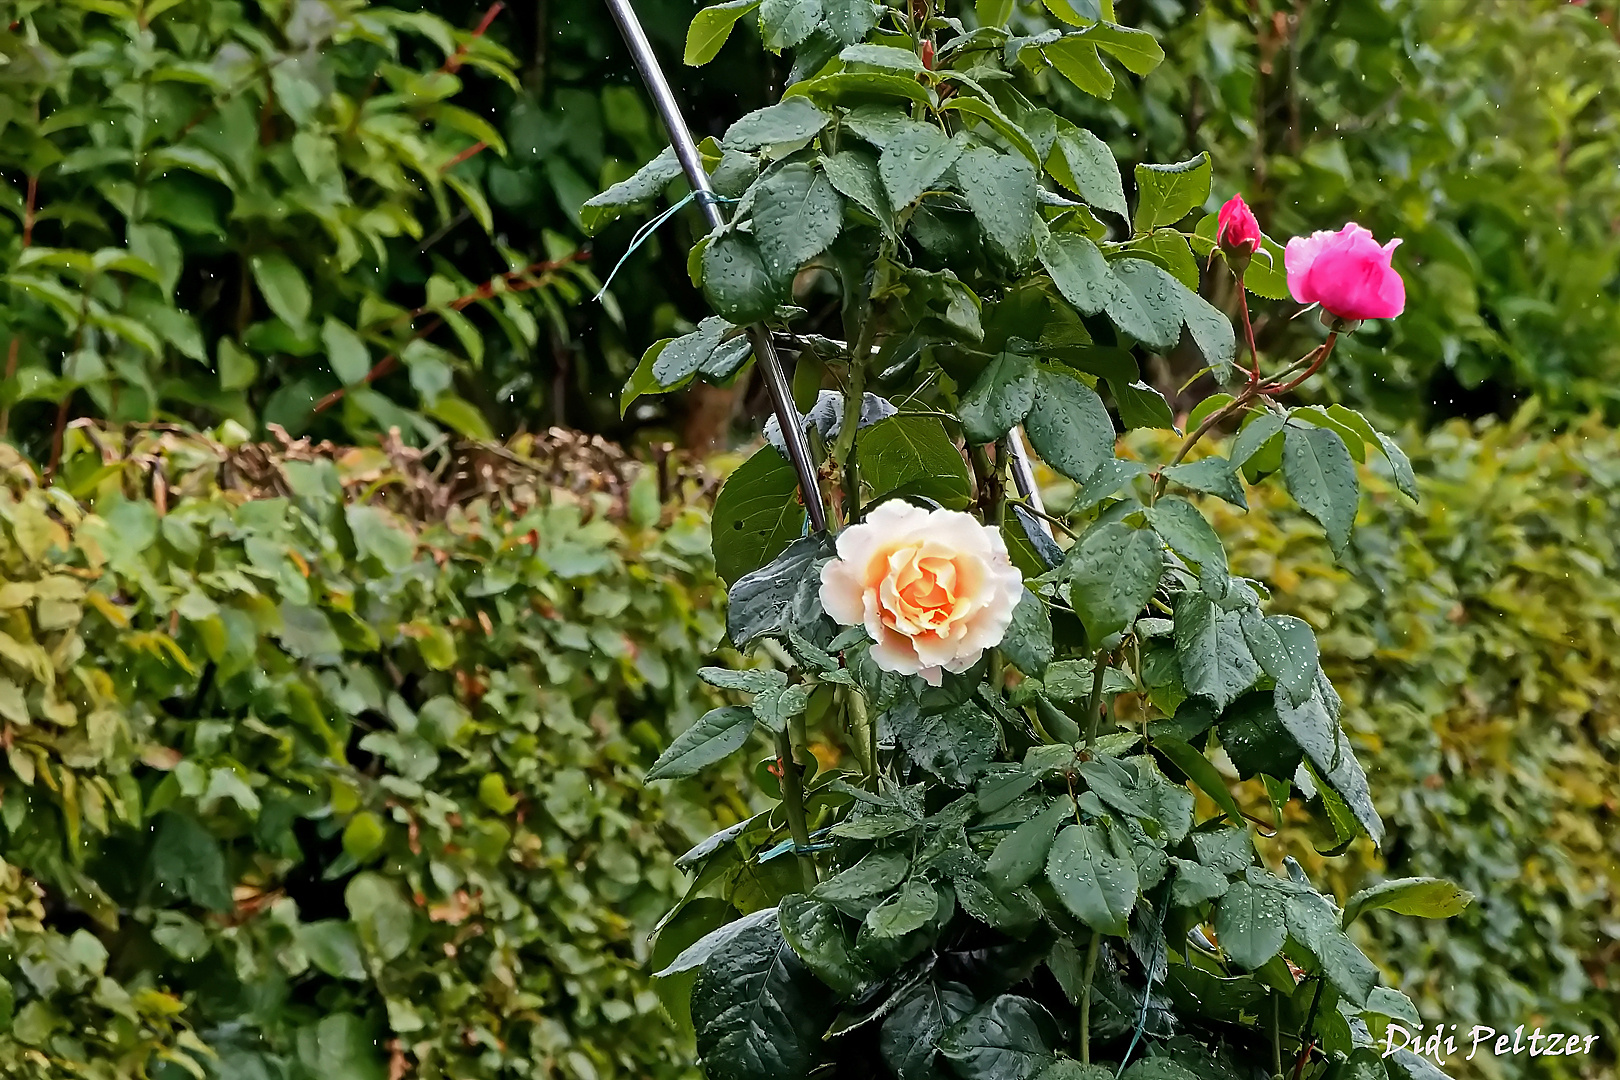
[312,252,587,416]
[441,2,506,75]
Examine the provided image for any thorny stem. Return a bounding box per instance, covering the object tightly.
[774,725,819,888]
[1079,931,1102,1065]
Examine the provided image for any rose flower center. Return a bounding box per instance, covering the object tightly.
[879,547,965,635]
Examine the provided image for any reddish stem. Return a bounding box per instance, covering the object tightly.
[441,2,506,75]
[312,252,586,415]
[1236,275,1261,388]
[441,141,488,173]
[22,175,37,247]
[1263,332,1338,396]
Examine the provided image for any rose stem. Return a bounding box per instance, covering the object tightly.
[1290,978,1325,1080]
[835,316,877,527]
[774,725,819,887]
[1237,272,1261,388]
[1084,651,1108,749]
[1265,331,1338,395]
[1271,991,1284,1077]
[1079,930,1102,1064]
[845,688,877,793]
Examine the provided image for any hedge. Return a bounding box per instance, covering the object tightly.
[0,425,743,1080]
[1217,410,1620,1072]
[0,416,1615,1079]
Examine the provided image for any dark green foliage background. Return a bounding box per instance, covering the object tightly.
[0,417,1614,1078]
[5,0,1620,459]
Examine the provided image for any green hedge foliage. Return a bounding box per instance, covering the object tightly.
[0,428,742,1080]
[0,417,1614,1078]
[1218,410,1620,1068]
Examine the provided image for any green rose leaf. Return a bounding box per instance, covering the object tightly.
[824,0,881,43]
[691,915,834,1080]
[1038,232,1114,317]
[859,413,975,509]
[956,146,1038,265]
[1151,735,1246,828]
[1064,521,1163,644]
[727,535,831,646]
[986,799,1071,892]
[779,894,871,995]
[1110,378,1174,430]
[865,878,940,939]
[960,351,1038,444]
[823,147,891,225]
[1162,455,1248,509]
[1024,366,1115,483]
[752,162,844,286]
[1086,22,1165,76]
[814,850,911,907]
[880,123,964,211]
[939,995,1061,1080]
[1174,593,1259,711]
[1001,588,1054,677]
[723,99,831,151]
[646,706,757,780]
[1212,879,1286,970]
[711,445,810,587]
[891,700,998,786]
[881,982,977,1080]
[1168,858,1229,907]
[1282,888,1378,1006]
[1047,122,1128,219]
[582,146,684,232]
[1045,822,1139,934]
[1240,612,1320,707]
[1146,496,1229,594]
[702,231,783,324]
[1216,691,1304,781]
[759,0,822,50]
[1042,38,1114,99]
[1282,423,1360,556]
[1133,153,1211,233]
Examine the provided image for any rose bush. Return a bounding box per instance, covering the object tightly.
[597,5,1485,1080]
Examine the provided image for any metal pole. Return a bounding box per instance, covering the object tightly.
[603,0,828,534]
[1006,429,1051,534]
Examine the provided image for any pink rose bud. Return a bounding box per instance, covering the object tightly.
[1216,194,1261,256]
[1284,223,1406,322]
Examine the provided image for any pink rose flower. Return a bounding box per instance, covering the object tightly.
[1284,223,1406,321]
[819,501,1023,686]
[1216,194,1260,255]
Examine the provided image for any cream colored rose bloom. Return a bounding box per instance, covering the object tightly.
[819,501,1024,686]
